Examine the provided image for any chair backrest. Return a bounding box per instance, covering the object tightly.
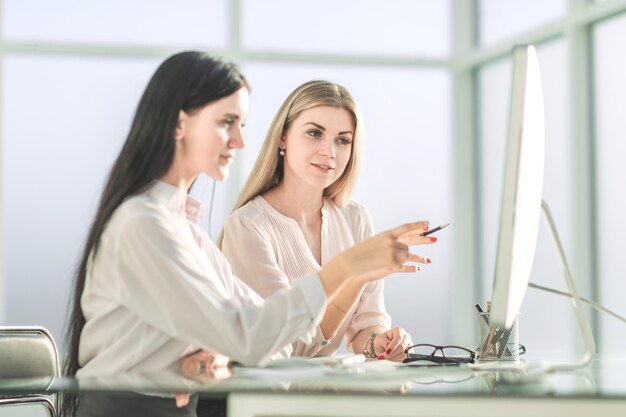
[0,396,56,416]
[0,326,60,417]
[0,326,60,382]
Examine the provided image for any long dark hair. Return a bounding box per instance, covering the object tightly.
[61,51,248,416]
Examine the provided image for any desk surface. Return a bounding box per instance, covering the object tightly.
[39,355,626,397]
[3,356,626,417]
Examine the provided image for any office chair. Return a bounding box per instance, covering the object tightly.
[0,326,61,417]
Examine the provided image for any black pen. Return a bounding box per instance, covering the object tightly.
[422,223,450,237]
[475,303,489,325]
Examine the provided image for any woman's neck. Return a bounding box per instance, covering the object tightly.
[159,168,196,210]
[264,181,324,227]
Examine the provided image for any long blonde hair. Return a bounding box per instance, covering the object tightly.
[217,80,363,247]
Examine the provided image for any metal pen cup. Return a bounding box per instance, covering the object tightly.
[477,312,520,361]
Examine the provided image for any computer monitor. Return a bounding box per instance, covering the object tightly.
[477,45,595,370]
[489,44,545,330]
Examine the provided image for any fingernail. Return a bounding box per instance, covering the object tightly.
[427,258,432,264]
[386,349,391,354]
[377,355,385,360]
[430,237,437,243]
[417,266,421,271]
[423,225,429,231]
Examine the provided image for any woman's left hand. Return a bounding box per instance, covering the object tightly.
[373,327,413,362]
[175,350,231,408]
[180,350,230,378]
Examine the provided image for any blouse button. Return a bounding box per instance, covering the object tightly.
[322,341,328,346]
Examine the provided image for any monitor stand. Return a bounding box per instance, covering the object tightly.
[470,200,596,372]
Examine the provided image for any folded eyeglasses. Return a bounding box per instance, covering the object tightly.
[403,344,476,365]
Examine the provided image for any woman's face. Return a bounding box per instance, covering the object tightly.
[175,88,249,181]
[281,105,354,191]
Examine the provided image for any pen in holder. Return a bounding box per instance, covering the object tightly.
[477,312,521,361]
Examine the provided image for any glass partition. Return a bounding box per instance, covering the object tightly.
[593,12,626,357]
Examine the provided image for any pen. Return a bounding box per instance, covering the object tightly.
[422,223,450,237]
[476,303,496,357]
[475,304,489,325]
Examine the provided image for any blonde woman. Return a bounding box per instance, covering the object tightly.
[219,81,438,361]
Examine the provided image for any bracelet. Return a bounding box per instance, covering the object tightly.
[362,331,380,359]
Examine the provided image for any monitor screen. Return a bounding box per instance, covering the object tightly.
[489,44,545,330]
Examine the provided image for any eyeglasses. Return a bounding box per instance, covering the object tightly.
[403,344,476,365]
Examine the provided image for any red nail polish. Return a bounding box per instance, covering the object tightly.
[427,258,432,264]
[430,237,437,243]
[417,266,421,271]
[377,355,384,360]
[386,349,391,354]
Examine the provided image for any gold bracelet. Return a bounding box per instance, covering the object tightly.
[331,300,347,314]
[362,331,380,359]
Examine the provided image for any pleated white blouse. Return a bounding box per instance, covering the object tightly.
[221,196,391,357]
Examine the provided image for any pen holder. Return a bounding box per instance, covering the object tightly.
[477,312,520,361]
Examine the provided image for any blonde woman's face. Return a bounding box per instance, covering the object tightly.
[281,105,354,191]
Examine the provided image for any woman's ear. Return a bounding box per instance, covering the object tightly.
[174,110,186,141]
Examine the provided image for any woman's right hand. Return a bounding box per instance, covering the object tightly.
[320,221,434,292]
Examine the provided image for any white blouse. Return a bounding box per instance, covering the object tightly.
[77,181,326,377]
[221,196,391,357]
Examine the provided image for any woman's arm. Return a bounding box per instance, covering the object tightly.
[343,202,426,361]
[319,280,366,339]
[113,211,327,366]
[100,197,424,368]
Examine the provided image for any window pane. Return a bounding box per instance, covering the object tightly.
[477,40,573,354]
[478,0,567,47]
[242,63,452,343]
[242,0,450,58]
[593,13,626,357]
[3,0,227,48]
[1,54,163,341]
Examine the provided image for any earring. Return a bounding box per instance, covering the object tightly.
[279,148,285,156]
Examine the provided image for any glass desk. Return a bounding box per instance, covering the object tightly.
[2,356,626,417]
